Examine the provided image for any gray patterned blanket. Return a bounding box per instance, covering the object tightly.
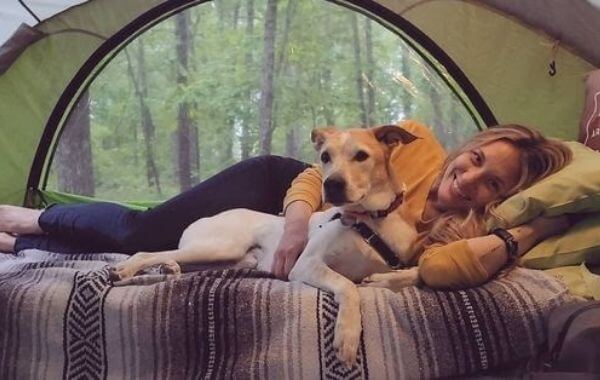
[0,249,571,379]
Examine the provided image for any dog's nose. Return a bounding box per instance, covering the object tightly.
[324,178,347,205]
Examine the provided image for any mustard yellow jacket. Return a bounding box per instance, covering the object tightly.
[283,120,489,289]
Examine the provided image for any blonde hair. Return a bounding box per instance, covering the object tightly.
[425,124,572,247]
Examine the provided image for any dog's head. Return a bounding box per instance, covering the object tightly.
[311,124,418,212]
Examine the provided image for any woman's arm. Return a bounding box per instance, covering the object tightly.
[272,166,324,279]
[471,215,571,274]
[419,215,571,289]
[271,200,313,279]
[282,166,323,212]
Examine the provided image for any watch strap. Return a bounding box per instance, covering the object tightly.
[491,227,519,260]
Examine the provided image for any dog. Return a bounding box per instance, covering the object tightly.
[111,124,421,366]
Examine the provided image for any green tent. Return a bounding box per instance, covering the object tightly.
[0,0,598,207]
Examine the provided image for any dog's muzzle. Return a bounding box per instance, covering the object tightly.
[323,178,347,205]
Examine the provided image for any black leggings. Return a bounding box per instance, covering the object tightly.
[15,155,311,254]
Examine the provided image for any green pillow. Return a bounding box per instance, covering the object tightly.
[520,213,600,270]
[543,261,600,300]
[488,141,600,229]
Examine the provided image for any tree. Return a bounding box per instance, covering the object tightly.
[400,44,412,118]
[258,0,277,154]
[125,41,162,196]
[351,13,368,127]
[241,0,255,160]
[55,90,95,196]
[175,11,193,192]
[364,18,376,125]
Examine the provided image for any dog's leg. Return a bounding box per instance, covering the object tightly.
[113,210,275,280]
[112,239,251,280]
[112,249,185,280]
[360,267,420,291]
[290,256,362,367]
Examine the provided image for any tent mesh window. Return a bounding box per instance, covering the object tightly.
[45,0,481,203]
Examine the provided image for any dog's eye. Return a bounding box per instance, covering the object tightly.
[320,151,331,164]
[354,150,369,162]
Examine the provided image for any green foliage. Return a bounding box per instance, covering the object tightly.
[47,0,482,202]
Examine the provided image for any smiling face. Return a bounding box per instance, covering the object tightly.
[435,140,522,212]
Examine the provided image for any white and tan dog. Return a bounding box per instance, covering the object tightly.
[112,125,420,365]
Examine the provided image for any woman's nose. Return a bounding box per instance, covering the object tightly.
[461,168,485,187]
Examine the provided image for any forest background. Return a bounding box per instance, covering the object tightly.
[48,0,480,202]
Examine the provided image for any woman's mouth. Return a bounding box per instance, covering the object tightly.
[452,173,470,201]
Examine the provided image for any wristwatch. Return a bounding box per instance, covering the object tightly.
[491,228,519,261]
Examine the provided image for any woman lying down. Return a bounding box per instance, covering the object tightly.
[0,119,574,289]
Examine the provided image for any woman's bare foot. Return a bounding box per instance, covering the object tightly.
[0,205,44,234]
[0,232,16,253]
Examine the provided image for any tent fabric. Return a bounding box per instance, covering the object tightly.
[0,0,598,205]
[0,24,46,75]
[0,1,87,46]
[2,1,598,63]
[481,0,600,65]
[394,0,596,139]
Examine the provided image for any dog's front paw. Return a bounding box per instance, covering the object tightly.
[159,260,182,275]
[360,268,420,292]
[360,272,395,289]
[333,315,361,367]
[110,262,138,281]
[232,253,258,269]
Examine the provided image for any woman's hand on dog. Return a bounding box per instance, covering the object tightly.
[272,201,312,279]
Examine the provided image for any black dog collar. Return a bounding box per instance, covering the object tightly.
[352,222,403,269]
[329,213,404,269]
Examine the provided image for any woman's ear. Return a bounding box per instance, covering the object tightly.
[372,124,419,147]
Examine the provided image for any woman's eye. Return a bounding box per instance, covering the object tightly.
[354,150,369,162]
[472,151,482,165]
[489,180,501,192]
[321,151,331,163]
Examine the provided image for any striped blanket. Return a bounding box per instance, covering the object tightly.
[0,249,571,379]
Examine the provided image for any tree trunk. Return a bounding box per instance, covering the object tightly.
[320,14,335,126]
[448,103,461,149]
[275,0,297,76]
[400,45,412,118]
[223,117,235,165]
[351,14,368,127]
[285,126,299,158]
[232,0,241,28]
[258,0,277,155]
[429,81,443,135]
[241,0,255,160]
[321,68,335,125]
[364,18,376,125]
[189,122,199,184]
[55,90,94,196]
[126,42,162,196]
[189,12,201,183]
[175,12,192,192]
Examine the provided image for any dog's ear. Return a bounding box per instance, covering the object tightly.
[311,127,336,150]
[373,124,419,147]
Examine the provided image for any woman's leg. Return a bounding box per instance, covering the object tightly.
[13,155,310,254]
[0,206,43,234]
[0,232,16,252]
[14,233,107,254]
[120,155,311,251]
[33,202,139,253]
[1,203,137,254]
